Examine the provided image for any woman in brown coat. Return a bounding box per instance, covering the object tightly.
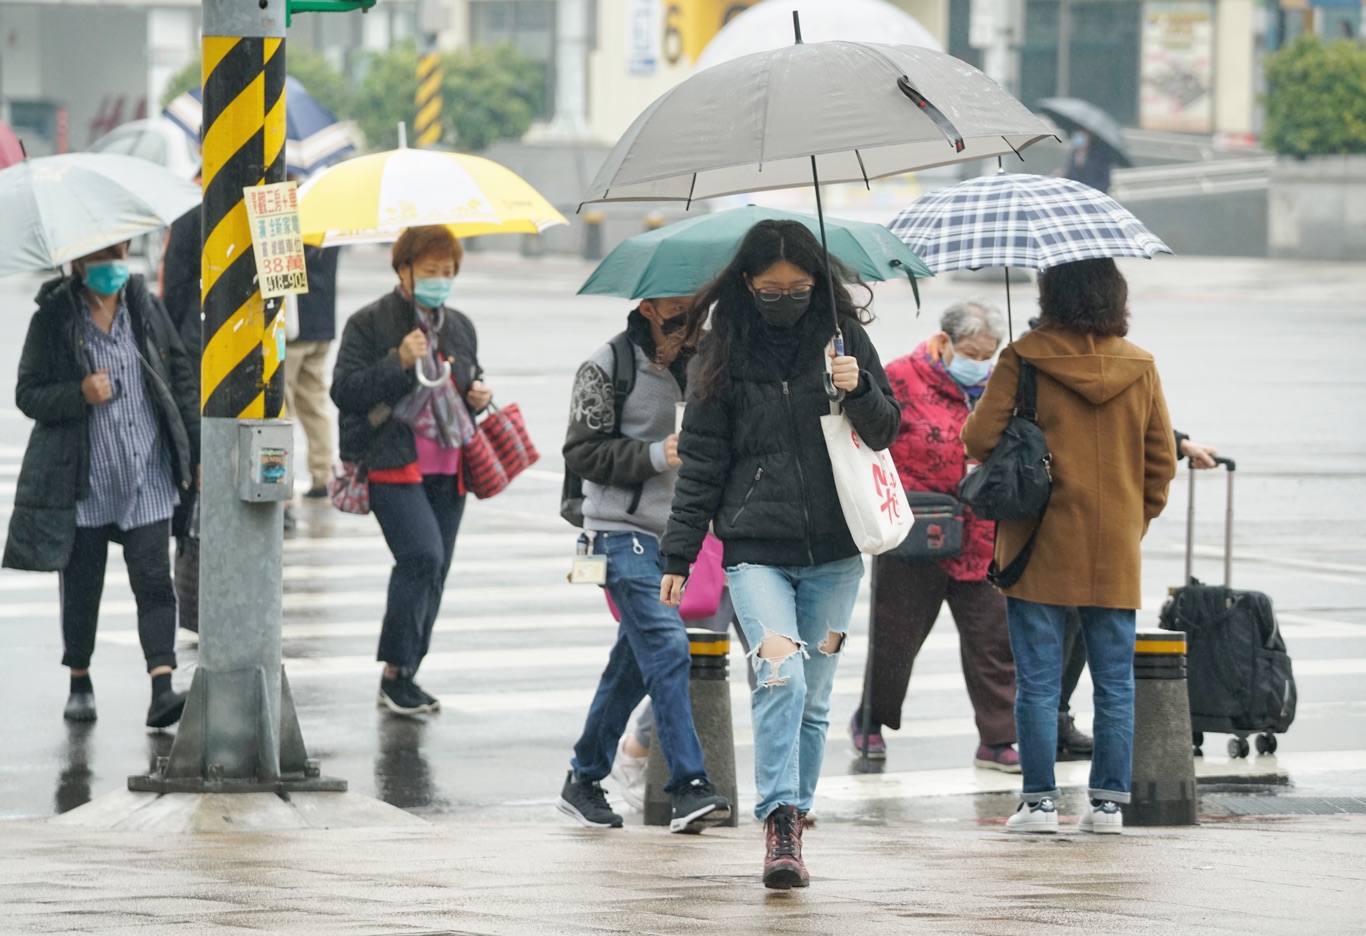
[962,258,1177,835]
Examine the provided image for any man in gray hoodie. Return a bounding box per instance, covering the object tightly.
[556,298,732,835]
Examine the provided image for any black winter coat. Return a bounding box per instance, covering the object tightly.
[661,312,900,573]
[4,274,201,572]
[331,289,483,470]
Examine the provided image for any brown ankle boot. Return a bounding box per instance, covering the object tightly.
[763,805,809,889]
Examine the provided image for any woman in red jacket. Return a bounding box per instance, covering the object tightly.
[850,301,1020,772]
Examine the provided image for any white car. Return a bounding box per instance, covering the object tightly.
[88,118,200,276]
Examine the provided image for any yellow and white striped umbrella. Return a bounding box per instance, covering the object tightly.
[298,147,567,246]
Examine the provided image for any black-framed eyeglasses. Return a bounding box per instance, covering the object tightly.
[755,286,813,303]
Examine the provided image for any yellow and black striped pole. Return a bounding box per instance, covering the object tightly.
[415,50,443,148]
[201,34,287,418]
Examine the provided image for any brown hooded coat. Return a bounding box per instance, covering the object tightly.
[961,326,1177,609]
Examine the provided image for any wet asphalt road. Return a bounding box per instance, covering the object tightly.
[1,248,1364,824]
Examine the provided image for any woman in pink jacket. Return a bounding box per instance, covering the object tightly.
[850,301,1019,772]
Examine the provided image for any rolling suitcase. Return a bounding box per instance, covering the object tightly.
[1158,457,1296,758]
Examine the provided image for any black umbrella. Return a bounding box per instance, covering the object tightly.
[1037,97,1132,168]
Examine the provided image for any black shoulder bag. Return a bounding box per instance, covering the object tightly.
[957,360,1052,588]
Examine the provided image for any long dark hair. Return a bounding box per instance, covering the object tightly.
[685,220,873,403]
[1037,258,1130,337]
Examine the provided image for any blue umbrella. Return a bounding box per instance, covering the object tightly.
[163,76,358,176]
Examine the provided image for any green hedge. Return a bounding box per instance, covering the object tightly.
[1263,36,1366,156]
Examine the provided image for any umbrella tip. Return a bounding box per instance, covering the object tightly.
[397,122,408,149]
[792,10,803,43]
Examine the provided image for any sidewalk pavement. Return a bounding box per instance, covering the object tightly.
[2,795,1363,935]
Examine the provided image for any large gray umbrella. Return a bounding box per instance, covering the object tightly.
[1037,97,1132,168]
[581,39,1055,205]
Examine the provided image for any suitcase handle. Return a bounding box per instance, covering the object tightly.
[1184,457,1235,588]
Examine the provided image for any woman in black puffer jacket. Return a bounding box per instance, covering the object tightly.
[659,221,900,889]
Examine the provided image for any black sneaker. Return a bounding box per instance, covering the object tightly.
[556,770,623,828]
[410,679,441,712]
[146,690,186,729]
[378,676,435,715]
[303,486,329,499]
[669,777,731,833]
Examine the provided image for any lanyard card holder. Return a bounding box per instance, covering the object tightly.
[568,532,608,585]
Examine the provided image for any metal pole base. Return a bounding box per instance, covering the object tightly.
[128,667,345,794]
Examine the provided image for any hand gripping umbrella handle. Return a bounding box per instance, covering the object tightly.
[415,358,452,388]
[825,331,846,404]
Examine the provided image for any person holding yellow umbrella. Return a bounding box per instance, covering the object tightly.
[308,137,564,714]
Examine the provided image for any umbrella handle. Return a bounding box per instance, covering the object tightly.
[415,357,452,388]
[825,332,846,403]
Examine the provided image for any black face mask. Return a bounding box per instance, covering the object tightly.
[755,293,811,328]
[658,314,688,336]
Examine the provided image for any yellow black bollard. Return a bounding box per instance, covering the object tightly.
[643,629,739,828]
[1128,630,1198,825]
[415,52,443,148]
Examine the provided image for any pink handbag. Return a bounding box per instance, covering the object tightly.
[606,534,726,622]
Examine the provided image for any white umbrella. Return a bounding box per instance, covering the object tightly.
[0,153,201,276]
[697,0,941,70]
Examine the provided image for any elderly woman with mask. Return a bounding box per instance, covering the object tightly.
[331,226,492,716]
[850,301,1020,773]
[5,241,199,729]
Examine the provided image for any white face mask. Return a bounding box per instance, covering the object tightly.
[946,349,992,386]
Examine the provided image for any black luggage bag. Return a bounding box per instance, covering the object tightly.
[1158,458,1296,758]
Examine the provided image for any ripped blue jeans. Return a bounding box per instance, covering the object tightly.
[726,556,864,820]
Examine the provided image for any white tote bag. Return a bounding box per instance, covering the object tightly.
[820,400,914,555]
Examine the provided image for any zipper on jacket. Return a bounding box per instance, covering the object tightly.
[782,380,816,565]
[730,466,764,525]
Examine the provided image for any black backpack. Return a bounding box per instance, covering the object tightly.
[560,332,638,527]
[957,360,1052,588]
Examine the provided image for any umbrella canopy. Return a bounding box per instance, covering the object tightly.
[0,152,201,276]
[696,0,940,70]
[582,41,1054,205]
[1036,97,1132,168]
[887,172,1170,273]
[579,205,932,300]
[0,121,24,170]
[164,76,359,176]
[297,147,567,246]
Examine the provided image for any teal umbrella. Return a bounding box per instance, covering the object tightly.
[578,205,932,302]
[0,152,201,276]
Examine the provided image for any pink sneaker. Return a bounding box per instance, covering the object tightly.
[974,743,1022,773]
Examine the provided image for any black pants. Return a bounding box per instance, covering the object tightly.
[60,520,177,672]
[368,475,466,672]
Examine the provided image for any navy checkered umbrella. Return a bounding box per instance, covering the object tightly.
[888,172,1170,273]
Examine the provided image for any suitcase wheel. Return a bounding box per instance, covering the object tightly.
[1255,733,1278,755]
[1227,737,1251,759]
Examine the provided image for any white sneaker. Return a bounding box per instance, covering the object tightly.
[1005,797,1059,834]
[609,736,648,812]
[1079,800,1123,834]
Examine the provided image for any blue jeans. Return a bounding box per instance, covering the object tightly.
[369,475,466,672]
[1007,598,1136,804]
[727,556,864,820]
[571,532,708,794]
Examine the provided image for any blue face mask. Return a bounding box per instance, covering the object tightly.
[412,276,453,309]
[946,349,992,387]
[84,260,130,296]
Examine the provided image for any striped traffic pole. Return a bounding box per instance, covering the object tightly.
[130,0,342,795]
[415,50,443,148]
[1129,630,1197,825]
